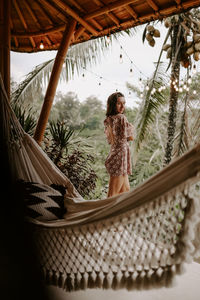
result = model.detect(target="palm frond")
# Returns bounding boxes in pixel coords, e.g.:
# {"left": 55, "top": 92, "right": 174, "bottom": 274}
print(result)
{"left": 192, "top": 109, "right": 200, "bottom": 138}
{"left": 149, "top": 148, "right": 162, "bottom": 164}
{"left": 12, "top": 59, "right": 54, "bottom": 104}
{"left": 133, "top": 27, "right": 172, "bottom": 156}
{"left": 126, "top": 82, "right": 141, "bottom": 96}
{"left": 133, "top": 64, "right": 169, "bottom": 156}
{"left": 142, "top": 24, "right": 148, "bottom": 43}
{"left": 12, "top": 31, "right": 134, "bottom": 105}
{"left": 12, "top": 102, "right": 37, "bottom": 135}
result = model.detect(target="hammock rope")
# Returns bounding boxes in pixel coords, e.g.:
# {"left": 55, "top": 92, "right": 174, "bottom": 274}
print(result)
{"left": 1, "top": 74, "right": 200, "bottom": 292}
{"left": 30, "top": 178, "right": 200, "bottom": 291}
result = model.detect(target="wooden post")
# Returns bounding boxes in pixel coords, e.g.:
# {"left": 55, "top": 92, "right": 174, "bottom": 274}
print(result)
{"left": 0, "top": 0, "right": 11, "bottom": 99}
{"left": 33, "top": 19, "right": 77, "bottom": 144}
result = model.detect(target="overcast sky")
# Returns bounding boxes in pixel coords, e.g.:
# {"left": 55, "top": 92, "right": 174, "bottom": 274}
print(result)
{"left": 10, "top": 23, "right": 198, "bottom": 108}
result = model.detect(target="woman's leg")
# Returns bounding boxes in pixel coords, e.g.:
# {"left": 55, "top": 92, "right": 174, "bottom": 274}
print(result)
{"left": 119, "top": 175, "right": 130, "bottom": 194}
{"left": 107, "top": 175, "right": 124, "bottom": 197}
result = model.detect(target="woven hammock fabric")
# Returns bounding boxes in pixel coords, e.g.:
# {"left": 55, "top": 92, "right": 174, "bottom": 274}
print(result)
{"left": 31, "top": 180, "right": 200, "bottom": 291}
{"left": 1, "top": 75, "right": 200, "bottom": 292}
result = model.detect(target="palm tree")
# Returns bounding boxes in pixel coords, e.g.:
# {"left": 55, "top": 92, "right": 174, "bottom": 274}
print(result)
{"left": 132, "top": 9, "right": 200, "bottom": 166}
{"left": 164, "top": 17, "right": 185, "bottom": 165}
{"left": 173, "top": 71, "right": 200, "bottom": 157}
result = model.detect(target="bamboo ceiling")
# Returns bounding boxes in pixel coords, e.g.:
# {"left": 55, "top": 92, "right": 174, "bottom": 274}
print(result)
{"left": 11, "top": 0, "right": 200, "bottom": 53}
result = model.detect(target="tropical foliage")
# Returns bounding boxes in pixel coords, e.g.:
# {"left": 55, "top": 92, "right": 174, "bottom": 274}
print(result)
{"left": 43, "top": 121, "right": 98, "bottom": 199}
{"left": 11, "top": 10, "right": 200, "bottom": 199}
{"left": 11, "top": 30, "right": 135, "bottom": 107}
{"left": 135, "top": 8, "right": 200, "bottom": 166}
{"left": 12, "top": 76, "right": 200, "bottom": 200}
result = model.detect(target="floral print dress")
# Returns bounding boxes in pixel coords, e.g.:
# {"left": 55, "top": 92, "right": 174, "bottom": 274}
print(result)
{"left": 104, "top": 113, "right": 134, "bottom": 176}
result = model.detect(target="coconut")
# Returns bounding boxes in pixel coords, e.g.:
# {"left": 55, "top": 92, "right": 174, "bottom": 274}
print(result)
{"left": 147, "top": 25, "right": 155, "bottom": 33}
{"left": 174, "top": 15, "right": 179, "bottom": 22}
{"left": 162, "top": 44, "right": 171, "bottom": 51}
{"left": 146, "top": 32, "right": 153, "bottom": 42}
{"left": 153, "top": 29, "right": 160, "bottom": 38}
{"left": 193, "top": 52, "right": 200, "bottom": 61}
{"left": 166, "top": 47, "right": 171, "bottom": 59}
{"left": 194, "top": 42, "right": 200, "bottom": 51}
{"left": 164, "top": 18, "right": 171, "bottom": 28}
{"left": 184, "top": 60, "right": 190, "bottom": 68}
{"left": 186, "top": 41, "right": 193, "bottom": 48}
{"left": 186, "top": 46, "right": 194, "bottom": 55}
{"left": 180, "top": 59, "right": 190, "bottom": 68}
{"left": 149, "top": 38, "right": 155, "bottom": 47}
{"left": 193, "top": 33, "right": 200, "bottom": 42}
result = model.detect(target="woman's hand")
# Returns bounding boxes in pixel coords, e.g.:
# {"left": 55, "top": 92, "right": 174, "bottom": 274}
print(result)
{"left": 127, "top": 136, "right": 134, "bottom": 141}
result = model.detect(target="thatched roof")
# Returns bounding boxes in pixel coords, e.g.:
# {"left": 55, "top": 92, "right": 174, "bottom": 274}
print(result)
{"left": 11, "top": 0, "right": 200, "bottom": 53}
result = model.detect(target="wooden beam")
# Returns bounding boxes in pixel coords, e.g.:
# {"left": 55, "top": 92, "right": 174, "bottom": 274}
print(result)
{"left": 11, "top": 43, "right": 60, "bottom": 52}
{"left": 85, "top": 0, "right": 200, "bottom": 20}
{"left": 13, "top": 36, "right": 19, "bottom": 47}
{"left": 11, "top": 0, "right": 200, "bottom": 53}
{"left": 12, "top": 24, "right": 66, "bottom": 37}
{"left": 87, "top": 0, "right": 200, "bottom": 34}
{"left": 10, "top": 17, "right": 13, "bottom": 30}
{"left": 74, "top": 26, "right": 85, "bottom": 40}
{"left": 39, "top": 0, "right": 69, "bottom": 23}
{"left": 13, "top": 0, "right": 27, "bottom": 30}
{"left": 13, "top": 0, "right": 36, "bottom": 48}
{"left": 35, "top": 0, "right": 54, "bottom": 26}
{"left": 44, "top": 36, "right": 52, "bottom": 46}
{"left": 93, "top": 0, "right": 103, "bottom": 6}
{"left": 33, "top": 20, "right": 77, "bottom": 144}
{"left": 67, "top": 0, "right": 85, "bottom": 13}
{"left": 82, "top": 31, "right": 91, "bottom": 39}
{"left": 161, "top": 0, "right": 200, "bottom": 14}
{"left": 145, "top": 0, "right": 161, "bottom": 17}
{"left": 106, "top": 12, "right": 120, "bottom": 25}
{"left": 68, "top": 0, "right": 103, "bottom": 30}
{"left": 85, "top": 0, "right": 138, "bottom": 20}
{"left": 91, "top": 0, "right": 120, "bottom": 26}
{"left": 51, "top": 0, "right": 98, "bottom": 36}
{"left": 24, "top": 0, "right": 52, "bottom": 47}
{"left": 24, "top": 0, "right": 41, "bottom": 28}
{"left": 124, "top": 5, "right": 138, "bottom": 19}
{"left": 145, "top": 0, "right": 159, "bottom": 11}
{"left": 175, "top": 0, "right": 181, "bottom": 4}
{"left": 0, "top": 0, "right": 11, "bottom": 99}
{"left": 89, "top": 18, "right": 103, "bottom": 30}
{"left": 175, "top": 0, "right": 182, "bottom": 9}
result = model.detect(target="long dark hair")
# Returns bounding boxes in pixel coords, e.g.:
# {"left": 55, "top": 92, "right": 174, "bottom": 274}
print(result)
{"left": 106, "top": 92, "right": 124, "bottom": 117}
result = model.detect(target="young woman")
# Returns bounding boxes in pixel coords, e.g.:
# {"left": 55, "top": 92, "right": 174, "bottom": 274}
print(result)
{"left": 104, "top": 92, "right": 134, "bottom": 197}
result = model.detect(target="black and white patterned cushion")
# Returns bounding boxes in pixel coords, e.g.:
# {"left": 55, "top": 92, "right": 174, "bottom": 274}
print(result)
{"left": 16, "top": 180, "right": 66, "bottom": 220}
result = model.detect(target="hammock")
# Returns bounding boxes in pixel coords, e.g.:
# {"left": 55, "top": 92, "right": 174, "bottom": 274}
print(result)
{"left": 1, "top": 75, "right": 200, "bottom": 292}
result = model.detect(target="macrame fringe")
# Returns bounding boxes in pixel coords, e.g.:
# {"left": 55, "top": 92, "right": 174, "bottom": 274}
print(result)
{"left": 44, "top": 263, "right": 185, "bottom": 292}
{"left": 173, "top": 184, "right": 200, "bottom": 263}
{"left": 38, "top": 179, "right": 200, "bottom": 293}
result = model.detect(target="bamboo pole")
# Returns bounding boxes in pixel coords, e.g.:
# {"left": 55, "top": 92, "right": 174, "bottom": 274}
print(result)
{"left": 33, "top": 20, "right": 77, "bottom": 144}
{"left": 0, "top": 0, "right": 11, "bottom": 99}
